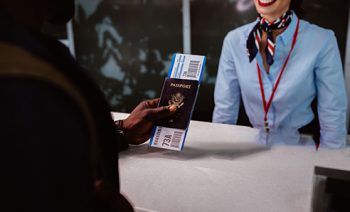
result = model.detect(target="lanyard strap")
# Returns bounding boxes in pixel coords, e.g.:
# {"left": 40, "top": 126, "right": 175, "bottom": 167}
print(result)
{"left": 257, "top": 18, "right": 300, "bottom": 132}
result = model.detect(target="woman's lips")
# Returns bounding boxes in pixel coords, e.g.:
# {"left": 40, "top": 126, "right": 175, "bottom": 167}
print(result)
{"left": 258, "top": 0, "right": 277, "bottom": 7}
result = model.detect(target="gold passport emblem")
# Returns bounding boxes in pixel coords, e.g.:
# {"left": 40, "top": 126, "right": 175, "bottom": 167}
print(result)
{"left": 169, "top": 92, "right": 184, "bottom": 109}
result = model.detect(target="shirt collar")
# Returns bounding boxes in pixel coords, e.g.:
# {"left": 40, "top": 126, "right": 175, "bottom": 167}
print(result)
{"left": 278, "top": 11, "right": 299, "bottom": 46}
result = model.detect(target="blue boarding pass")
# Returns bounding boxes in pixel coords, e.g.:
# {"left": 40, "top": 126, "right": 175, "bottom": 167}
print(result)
{"left": 149, "top": 53, "right": 206, "bottom": 151}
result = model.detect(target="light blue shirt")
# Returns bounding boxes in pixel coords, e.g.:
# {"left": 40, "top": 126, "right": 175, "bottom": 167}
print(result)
{"left": 213, "top": 13, "right": 347, "bottom": 148}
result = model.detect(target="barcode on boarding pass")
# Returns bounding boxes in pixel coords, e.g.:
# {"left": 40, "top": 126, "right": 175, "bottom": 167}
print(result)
{"left": 151, "top": 127, "right": 185, "bottom": 150}
{"left": 170, "top": 131, "right": 184, "bottom": 148}
{"left": 185, "top": 60, "right": 200, "bottom": 78}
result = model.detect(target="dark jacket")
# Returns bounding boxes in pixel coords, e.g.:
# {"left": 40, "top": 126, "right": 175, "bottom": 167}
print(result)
{"left": 0, "top": 11, "right": 131, "bottom": 211}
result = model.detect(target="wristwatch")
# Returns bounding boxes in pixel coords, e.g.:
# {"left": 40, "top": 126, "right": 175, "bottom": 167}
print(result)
{"left": 114, "top": 119, "right": 124, "bottom": 136}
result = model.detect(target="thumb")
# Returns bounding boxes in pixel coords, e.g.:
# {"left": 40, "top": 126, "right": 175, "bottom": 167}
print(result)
{"left": 145, "top": 105, "right": 177, "bottom": 121}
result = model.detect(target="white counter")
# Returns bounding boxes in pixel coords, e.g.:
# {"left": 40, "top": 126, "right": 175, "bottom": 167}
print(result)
{"left": 112, "top": 112, "right": 350, "bottom": 212}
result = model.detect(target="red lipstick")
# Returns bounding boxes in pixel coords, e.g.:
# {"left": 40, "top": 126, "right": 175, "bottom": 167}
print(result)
{"left": 258, "top": 0, "right": 277, "bottom": 7}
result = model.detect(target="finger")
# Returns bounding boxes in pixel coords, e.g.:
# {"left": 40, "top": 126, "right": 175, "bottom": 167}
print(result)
{"left": 145, "top": 98, "right": 160, "bottom": 108}
{"left": 145, "top": 105, "right": 177, "bottom": 121}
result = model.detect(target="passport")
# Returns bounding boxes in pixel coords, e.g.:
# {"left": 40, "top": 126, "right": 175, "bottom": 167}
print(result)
{"left": 150, "top": 53, "right": 206, "bottom": 151}
{"left": 155, "top": 78, "right": 199, "bottom": 129}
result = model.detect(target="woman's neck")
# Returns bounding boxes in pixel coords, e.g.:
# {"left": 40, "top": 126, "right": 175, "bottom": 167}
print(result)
{"left": 273, "top": 27, "right": 286, "bottom": 37}
{"left": 261, "top": 8, "right": 290, "bottom": 23}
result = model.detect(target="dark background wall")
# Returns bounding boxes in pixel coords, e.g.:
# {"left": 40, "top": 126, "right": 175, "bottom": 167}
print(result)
{"left": 68, "top": 0, "right": 349, "bottom": 122}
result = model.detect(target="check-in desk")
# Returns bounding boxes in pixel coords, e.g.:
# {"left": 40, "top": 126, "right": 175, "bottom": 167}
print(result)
{"left": 112, "top": 112, "right": 350, "bottom": 212}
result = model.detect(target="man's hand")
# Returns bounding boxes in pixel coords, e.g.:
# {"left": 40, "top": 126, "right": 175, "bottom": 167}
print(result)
{"left": 120, "top": 98, "right": 177, "bottom": 145}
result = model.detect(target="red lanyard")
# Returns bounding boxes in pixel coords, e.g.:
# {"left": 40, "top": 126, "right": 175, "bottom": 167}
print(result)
{"left": 257, "top": 18, "right": 300, "bottom": 133}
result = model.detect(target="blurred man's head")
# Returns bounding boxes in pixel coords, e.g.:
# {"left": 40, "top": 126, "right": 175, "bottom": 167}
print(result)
{"left": 1, "top": 0, "right": 75, "bottom": 29}
{"left": 46, "top": 0, "right": 75, "bottom": 25}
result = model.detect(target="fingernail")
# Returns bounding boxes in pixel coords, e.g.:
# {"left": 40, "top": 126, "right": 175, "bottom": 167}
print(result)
{"left": 169, "top": 105, "right": 177, "bottom": 112}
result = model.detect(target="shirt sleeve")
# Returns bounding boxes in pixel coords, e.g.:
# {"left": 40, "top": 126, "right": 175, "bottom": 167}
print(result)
{"left": 116, "top": 132, "right": 129, "bottom": 152}
{"left": 315, "top": 31, "right": 347, "bottom": 148}
{"left": 213, "top": 33, "right": 241, "bottom": 124}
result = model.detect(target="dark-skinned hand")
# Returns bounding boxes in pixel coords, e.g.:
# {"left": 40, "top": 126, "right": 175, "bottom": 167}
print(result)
{"left": 120, "top": 98, "right": 177, "bottom": 145}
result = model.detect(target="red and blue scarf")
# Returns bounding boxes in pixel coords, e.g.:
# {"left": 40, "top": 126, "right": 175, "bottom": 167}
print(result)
{"left": 247, "top": 11, "right": 293, "bottom": 66}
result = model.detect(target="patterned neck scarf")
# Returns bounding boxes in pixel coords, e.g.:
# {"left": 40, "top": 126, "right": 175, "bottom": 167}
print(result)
{"left": 247, "top": 10, "right": 293, "bottom": 66}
